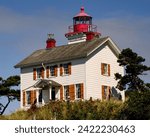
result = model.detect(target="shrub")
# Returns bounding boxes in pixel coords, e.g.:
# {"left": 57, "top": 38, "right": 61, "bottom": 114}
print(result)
{"left": 2, "top": 98, "right": 147, "bottom": 120}
{"left": 7, "top": 110, "right": 31, "bottom": 120}
{"left": 119, "top": 91, "right": 150, "bottom": 120}
{"left": 54, "top": 99, "right": 123, "bottom": 120}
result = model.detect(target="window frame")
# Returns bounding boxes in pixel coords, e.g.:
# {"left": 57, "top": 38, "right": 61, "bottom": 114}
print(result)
{"left": 60, "top": 62, "right": 71, "bottom": 76}
{"left": 103, "top": 63, "right": 108, "bottom": 75}
{"left": 26, "top": 91, "right": 31, "bottom": 105}
{"left": 102, "top": 85, "right": 111, "bottom": 100}
{"left": 36, "top": 67, "right": 42, "bottom": 79}
{"left": 64, "top": 86, "right": 69, "bottom": 100}
{"left": 101, "top": 63, "right": 110, "bottom": 76}
{"left": 63, "top": 63, "right": 69, "bottom": 75}
{"left": 75, "top": 84, "right": 81, "bottom": 99}
{"left": 50, "top": 66, "right": 55, "bottom": 77}
{"left": 103, "top": 86, "right": 107, "bottom": 99}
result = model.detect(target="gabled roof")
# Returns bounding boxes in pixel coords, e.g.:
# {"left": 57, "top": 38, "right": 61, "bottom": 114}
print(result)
{"left": 24, "top": 79, "right": 61, "bottom": 91}
{"left": 34, "top": 79, "right": 61, "bottom": 88}
{"left": 14, "top": 36, "right": 121, "bottom": 68}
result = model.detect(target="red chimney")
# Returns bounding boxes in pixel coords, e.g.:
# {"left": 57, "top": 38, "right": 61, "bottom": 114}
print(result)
{"left": 46, "top": 34, "right": 56, "bottom": 48}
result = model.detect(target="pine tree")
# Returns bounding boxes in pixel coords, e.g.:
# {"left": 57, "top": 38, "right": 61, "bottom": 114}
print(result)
{"left": 0, "top": 75, "right": 20, "bottom": 115}
{"left": 115, "top": 48, "right": 150, "bottom": 92}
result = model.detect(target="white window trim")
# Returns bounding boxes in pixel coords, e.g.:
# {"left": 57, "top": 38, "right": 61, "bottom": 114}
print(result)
{"left": 26, "top": 91, "right": 31, "bottom": 106}
{"left": 50, "top": 66, "right": 55, "bottom": 77}
{"left": 63, "top": 64, "right": 69, "bottom": 75}
{"left": 36, "top": 67, "right": 43, "bottom": 79}
{"left": 103, "top": 63, "right": 109, "bottom": 76}
{"left": 75, "top": 84, "right": 81, "bottom": 100}
{"left": 64, "top": 86, "right": 69, "bottom": 100}
{"left": 103, "top": 86, "right": 107, "bottom": 98}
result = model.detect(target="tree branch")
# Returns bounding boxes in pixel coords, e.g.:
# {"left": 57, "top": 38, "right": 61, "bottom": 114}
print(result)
{"left": 0, "top": 96, "right": 11, "bottom": 115}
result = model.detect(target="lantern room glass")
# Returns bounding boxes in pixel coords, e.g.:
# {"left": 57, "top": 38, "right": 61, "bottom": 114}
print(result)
{"left": 73, "top": 17, "right": 92, "bottom": 25}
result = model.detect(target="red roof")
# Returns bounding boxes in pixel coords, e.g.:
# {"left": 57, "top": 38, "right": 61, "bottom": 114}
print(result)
{"left": 74, "top": 7, "right": 91, "bottom": 17}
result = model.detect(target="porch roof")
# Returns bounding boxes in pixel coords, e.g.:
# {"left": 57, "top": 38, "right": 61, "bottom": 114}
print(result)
{"left": 33, "top": 79, "right": 61, "bottom": 88}
{"left": 24, "top": 79, "right": 61, "bottom": 91}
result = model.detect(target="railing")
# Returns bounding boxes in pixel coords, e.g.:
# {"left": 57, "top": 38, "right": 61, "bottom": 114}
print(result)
{"left": 68, "top": 24, "right": 98, "bottom": 33}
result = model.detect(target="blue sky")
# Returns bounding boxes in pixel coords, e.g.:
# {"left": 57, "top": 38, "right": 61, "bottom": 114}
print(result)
{"left": 0, "top": 0, "right": 150, "bottom": 114}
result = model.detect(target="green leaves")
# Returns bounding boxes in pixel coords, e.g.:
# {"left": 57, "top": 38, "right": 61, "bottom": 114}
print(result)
{"left": 0, "top": 75, "right": 20, "bottom": 115}
{"left": 0, "top": 75, "right": 20, "bottom": 96}
{"left": 115, "top": 48, "right": 150, "bottom": 92}
{"left": 114, "top": 48, "right": 150, "bottom": 119}
{"left": 120, "top": 91, "right": 150, "bottom": 120}
{"left": 4, "top": 75, "right": 20, "bottom": 87}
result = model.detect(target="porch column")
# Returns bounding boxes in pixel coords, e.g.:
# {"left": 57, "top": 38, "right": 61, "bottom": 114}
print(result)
{"left": 36, "top": 90, "right": 39, "bottom": 106}
{"left": 49, "top": 86, "right": 52, "bottom": 100}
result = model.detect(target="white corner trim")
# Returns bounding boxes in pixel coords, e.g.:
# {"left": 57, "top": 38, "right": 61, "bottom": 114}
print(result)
{"left": 87, "top": 37, "right": 121, "bottom": 57}
{"left": 87, "top": 37, "right": 109, "bottom": 56}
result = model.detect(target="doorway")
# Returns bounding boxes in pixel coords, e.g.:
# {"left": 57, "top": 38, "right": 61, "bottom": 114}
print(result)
{"left": 38, "top": 90, "right": 42, "bottom": 104}
{"left": 51, "top": 87, "right": 56, "bottom": 101}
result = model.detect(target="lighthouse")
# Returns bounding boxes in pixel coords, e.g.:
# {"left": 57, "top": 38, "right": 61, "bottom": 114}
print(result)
{"left": 65, "top": 7, "right": 101, "bottom": 44}
{"left": 15, "top": 7, "right": 125, "bottom": 109}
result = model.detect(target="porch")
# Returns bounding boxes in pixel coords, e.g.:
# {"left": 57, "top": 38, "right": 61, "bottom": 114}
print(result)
{"left": 23, "top": 79, "right": 61, "bottom": 107}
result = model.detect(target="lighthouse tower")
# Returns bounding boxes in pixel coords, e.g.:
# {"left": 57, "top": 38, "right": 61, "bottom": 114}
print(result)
{"left": 65, "top": 7, "right": 101, "bottom": 44}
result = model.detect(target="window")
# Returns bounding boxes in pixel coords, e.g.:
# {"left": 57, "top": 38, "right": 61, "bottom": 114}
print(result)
{"left": 46, "top": 65, "right": 57, "bottom": 78}
{"left": 60, "top": 63, "right": 71, "bottom": 76}
{"left": 26, "top": 91, "right": 31, "bottom": 105}
{"left": 63, "top": 64, "right": 69, "bottom": 75}
{"left": 64, "top": 86, "right": 69, "bottom": 100}
{"left": 103, "top": 86, "right": 107, "bottom": 99}
{"left": 50, "top": 66, "right": 55, "bottom": 76}
{"left": 36, "top": 68, "right": 42, "bottom": 78}
{"left": 76, "top": 84, "right": 81, "bottom": 99}
{"left": 101, "top": 63, "right": 110, "bottom": 76}
{"left": 104, "top": 64, "right": 108, "bottom": 75}
{"left": 102, "top": 85, "right": 111, "bottom": 100}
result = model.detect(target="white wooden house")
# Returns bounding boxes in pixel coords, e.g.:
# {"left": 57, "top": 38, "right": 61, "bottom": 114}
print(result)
{"left": 15, "top": 7, "right": 125, "bottom": 109}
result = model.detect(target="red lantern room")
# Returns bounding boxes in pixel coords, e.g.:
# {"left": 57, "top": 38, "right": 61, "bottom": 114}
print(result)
{"left": 65, "top": 7, "right": 101, "bottom": 44}
{"left": 73, "top": 7, "right": 92, "bottom": 33}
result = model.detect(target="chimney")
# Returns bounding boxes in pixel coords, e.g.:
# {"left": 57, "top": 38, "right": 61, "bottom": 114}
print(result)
{"left": 46, "top": 34, "right": 56, "bottom": 48}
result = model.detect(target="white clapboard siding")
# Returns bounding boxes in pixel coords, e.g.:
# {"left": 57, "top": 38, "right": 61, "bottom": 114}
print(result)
{"left": 20, "top": 41, "right": 125, "bottom": 106}
{"left": 20, "top": 58, "right": 86, "bottom": 91}
{"left": 50, "top": 58, "right": 86, "bottom": 86}
{"left": 20, "top": 59, "right": 86, "bottom": 108}
{"left": 85, "top": 44, "right": 124, "bottom": 100}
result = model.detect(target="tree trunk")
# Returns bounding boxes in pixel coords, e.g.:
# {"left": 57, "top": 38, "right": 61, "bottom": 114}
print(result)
{"left": 0, "top": 96, "right": 11, "bottom": 115}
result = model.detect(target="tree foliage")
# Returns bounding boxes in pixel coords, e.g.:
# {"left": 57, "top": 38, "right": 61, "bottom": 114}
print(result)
{"left": 115, "top": 48, "right": 150, "bottom": 92}
{"left": 119, "top": 90, "right": 150, "bottom": 120}
{"left": 0, "top": 75, "right": 20, "bottom": 115}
